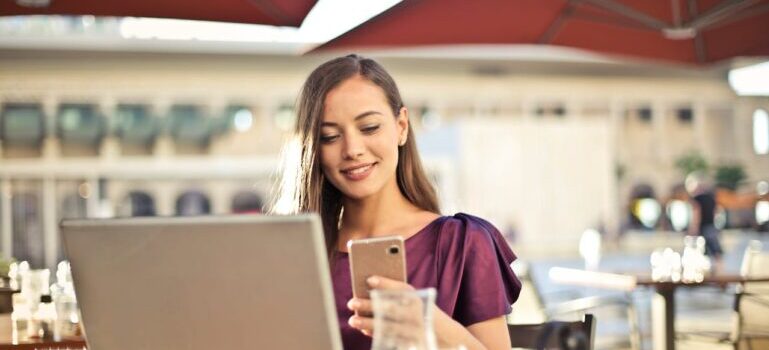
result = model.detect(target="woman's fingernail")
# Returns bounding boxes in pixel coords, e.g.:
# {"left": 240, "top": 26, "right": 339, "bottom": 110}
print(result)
{"left": 347, "top": 299, "right": 359, "bottom": 309}
{"left": 348, "top": 317, "right": 360, "bottom": 328}
{"left": 367, "top": 276, "right": 379, "bottom": 286}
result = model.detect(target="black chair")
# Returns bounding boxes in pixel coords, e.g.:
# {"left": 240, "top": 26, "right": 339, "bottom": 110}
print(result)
{"left": 508, "top": 314, "right": 596, "bottom": 350}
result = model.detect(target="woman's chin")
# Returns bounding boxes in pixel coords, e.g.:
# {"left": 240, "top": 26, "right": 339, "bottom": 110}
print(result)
{"left": 342, "top": 191, "right": 374, "bottom": 201}
{"left": 339, "top": 185, "right": 379, "bottom": 201}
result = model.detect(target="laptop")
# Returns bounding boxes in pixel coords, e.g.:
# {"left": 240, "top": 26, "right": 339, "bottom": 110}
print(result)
{"left": 61, "top": 214, "right": 342, "bottom": 350}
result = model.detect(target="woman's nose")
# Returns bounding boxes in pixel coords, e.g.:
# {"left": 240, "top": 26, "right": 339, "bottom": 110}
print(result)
{"left": 342, "top": 133, "right": 365, "bottom": 160}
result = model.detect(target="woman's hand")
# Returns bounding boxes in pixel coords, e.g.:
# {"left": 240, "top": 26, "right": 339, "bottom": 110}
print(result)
{"left": 346, "top": 276, "right": 414, "bottom": 336}
{"left": 347, "top": 276, "right": 508, "bottom": 350}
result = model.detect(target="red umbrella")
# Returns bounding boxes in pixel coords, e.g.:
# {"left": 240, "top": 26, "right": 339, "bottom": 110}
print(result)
{"left": 312, "top": 0, "right": 769, "bottom": 64}
{"left": 2, "top": 0, "right": 317, "bottom": 27}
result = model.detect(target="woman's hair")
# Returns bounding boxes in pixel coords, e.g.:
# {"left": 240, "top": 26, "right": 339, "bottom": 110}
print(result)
{"left": 271, "top": 54, "right": 439, "bottom": 255}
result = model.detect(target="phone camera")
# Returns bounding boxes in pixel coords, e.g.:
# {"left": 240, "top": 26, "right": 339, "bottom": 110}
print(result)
{"left": 388, "top": 245, "right": 400, "bottom": 255}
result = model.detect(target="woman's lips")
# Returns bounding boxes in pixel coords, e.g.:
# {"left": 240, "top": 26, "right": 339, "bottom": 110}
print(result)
{"left": 341, "top": 163, "right": 376, "bottom": 181}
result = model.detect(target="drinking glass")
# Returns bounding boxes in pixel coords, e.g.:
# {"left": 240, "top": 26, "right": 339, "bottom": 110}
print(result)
{"left": 370, "top": 288, "right": 438, "bottom": 350}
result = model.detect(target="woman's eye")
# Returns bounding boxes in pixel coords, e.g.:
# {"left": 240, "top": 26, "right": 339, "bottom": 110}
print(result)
{"left": 320, "top": 135, "right": 339, "bottom": 143}
{"left": 361, "top": 125, "right": 380, "bottom": 134}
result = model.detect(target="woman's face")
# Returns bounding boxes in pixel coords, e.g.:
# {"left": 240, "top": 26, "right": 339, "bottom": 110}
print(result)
{"left": 319, "top": 75, "right": 408, "bottom": 201}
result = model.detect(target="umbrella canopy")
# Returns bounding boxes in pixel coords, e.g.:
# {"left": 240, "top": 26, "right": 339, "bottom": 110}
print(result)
{"left": 2, "top": 0, "right": 318, "bottom": 27}
{"left": 312, "top": 0, "right": 769, "bottom": 64}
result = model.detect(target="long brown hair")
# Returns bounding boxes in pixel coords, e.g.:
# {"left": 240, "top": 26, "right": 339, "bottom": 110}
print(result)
{"left": 271, "top": 54, "right": 439, "bottom": 256}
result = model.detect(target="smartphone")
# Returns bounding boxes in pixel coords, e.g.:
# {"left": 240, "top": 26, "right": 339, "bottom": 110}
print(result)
{"left": 347, "top": 236, "right": 407, "bottom": 300}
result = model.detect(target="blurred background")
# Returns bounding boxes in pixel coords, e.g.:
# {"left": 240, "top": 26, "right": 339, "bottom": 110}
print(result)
{"left": 1, "top": 1, "right": 768, "bottom": 349}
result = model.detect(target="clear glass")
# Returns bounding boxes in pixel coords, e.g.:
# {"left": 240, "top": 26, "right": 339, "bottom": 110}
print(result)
{"left": 681, "top": 236, "right": 710, "bottom": 283}
{"left": 370, "top": 288, "right": 438, "bottom": 350}
{"left": 21, "top": 269, "right": 50, "bottom": 301}
{"left": 650, "top": 248, "right": 665, "bottom": 282}
{"left": 650, "top": 247, "right": 682, "bottom": 282}
{"left": 52, "top": 261, "right": 81, "bottom": 340}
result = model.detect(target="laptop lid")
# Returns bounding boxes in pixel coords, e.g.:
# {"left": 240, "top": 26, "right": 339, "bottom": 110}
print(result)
{"left": 61, "top": 214, "right": 341, "bottom": 350}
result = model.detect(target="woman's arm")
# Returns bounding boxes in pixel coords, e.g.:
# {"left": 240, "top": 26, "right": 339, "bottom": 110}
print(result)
{"left": 347, "top": 276, "right": 511, "bottom": 350}
{"left": 435, "top": 309, "right": 510, "bottom": 350}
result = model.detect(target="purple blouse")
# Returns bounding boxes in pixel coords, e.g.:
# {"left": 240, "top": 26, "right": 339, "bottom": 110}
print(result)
{"left": 331, "top": 213, "right": 522, "bottom": 350}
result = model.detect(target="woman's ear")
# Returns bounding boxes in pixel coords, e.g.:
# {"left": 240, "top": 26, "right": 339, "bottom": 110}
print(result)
{"left": 397, "top": 106, "right": 409, "bottom": 146}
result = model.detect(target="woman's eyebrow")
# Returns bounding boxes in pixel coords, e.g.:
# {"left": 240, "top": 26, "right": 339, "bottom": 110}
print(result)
{"left": 321, "top": 111, "right": 382, "bottom": 127}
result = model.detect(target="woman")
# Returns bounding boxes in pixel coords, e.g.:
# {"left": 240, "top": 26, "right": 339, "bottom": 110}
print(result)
{"left": 274, "top": 54, "right": 521, "bottom": 350}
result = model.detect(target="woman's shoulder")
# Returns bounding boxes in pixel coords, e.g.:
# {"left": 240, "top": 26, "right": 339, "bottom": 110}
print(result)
{"left": 435, "top": 212, "right": 502, "bottom": 240}
{"left": 435, "top": 212, "right": 520, "bottom": 284}
{"left": 431, "top": 213, "right": 513, "bottom": 257}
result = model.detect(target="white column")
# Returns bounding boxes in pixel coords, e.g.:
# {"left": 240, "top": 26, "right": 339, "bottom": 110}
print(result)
{"left": 607, "top": 99, "right": 624, "bottom": 238}
{"left": 86, "top": 177, "right": 101, "bottom": 218}
{"left": 566, "top": 99, "right": 582, "bottom": 121}
{"left": 210, "top": 181, "right": 232, "bottom": 215}
{"left": 41, "top": 96, "right": 61, "bottom": 159}
{"left": 154, "top": 182, "right": 176, "bottom": 217}
{"left": 205, "top": 98, "right": 228, "bottom": 155}
{"left": 99, "top": 97, "right": 121, "bottom": 160}
{"left": 735, "top": 99, "right": 756, "bottom": 163}
{"left": 152, "top": 99, "right": 175, "bottom": 157}
{"left": 652, "top": 102, "right": 669, "bottom": 191}
{"left": 256, "top": 101, "right": 274, "bottom": 149}
{"left": 0, "top": 96, "right": 4, "bottom": 158}
{"left": 692, "top": 101, "right": 708, "bottom": 155}
{"left": 1, "top": 179, "right": 12, "bottom": 260}
{"left": 652, "top": 102, "right": 667, "bottom": 162}
{"left": 42, "top": 177, "right": 58, "bottom": 270}
{"left": 521, "top": 97, "right": 537, "bottom": 123}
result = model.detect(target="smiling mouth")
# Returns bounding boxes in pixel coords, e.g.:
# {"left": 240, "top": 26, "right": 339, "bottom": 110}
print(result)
{"left": 341, "top": 162, "right": 377, "bottom": 180}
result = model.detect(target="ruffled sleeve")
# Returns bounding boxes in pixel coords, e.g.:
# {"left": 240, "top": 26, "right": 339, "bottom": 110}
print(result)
{"left": 434, "top": 213, "right": 522, "bottom": 326}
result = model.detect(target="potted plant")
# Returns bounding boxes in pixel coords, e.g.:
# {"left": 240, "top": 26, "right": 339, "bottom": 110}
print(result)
{"left": 674, "top": 151, "right": 708, "bottom": 177}
{"left": 714, "top": 164, "right": 747, "bottom": 191}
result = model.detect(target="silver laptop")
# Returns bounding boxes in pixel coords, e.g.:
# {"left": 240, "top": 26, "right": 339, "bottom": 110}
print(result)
{"left": 61, "top": 214, "right": 342, "bottom": 350}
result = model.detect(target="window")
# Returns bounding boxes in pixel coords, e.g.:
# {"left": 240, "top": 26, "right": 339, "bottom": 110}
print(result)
{"left": 231, "top": 191, "right": 264, "bottom": 214}
{"left": 633, "top": 198, "right": 662, "bottom": 229}
{"left": 167, "top": 105, "right": 211, "bottom": 147}
{"left": 624, "top": 106, "right": 652, "bottom": 124}
{"left": 118, "top": 191, "right": 156, "bottom": 217}
{"left": 224, "top": 105, "right": 254, "bottom": 133}
{"left": 757, "top": 201, "right": 769, "bottom": 226}
{"left": 1, "top": 103, "right": 45, "bottom": 147}
{"left": 628, "top": 183, "right": 659, "bottom": 230}
{"left": 175, "top": 190, "right": 211, "bottom": 216}
{"left": 115, "top": 104, "right": 156, "bottom": 146}
{"left": 273, "top": 104, "right": 295, "bottom": 132}
{"left": 534, "top": 102, "right": 566, "bottom": 118}
{"left": 417, "top": 106, "right": 442, "bottom": 130}
{"left": 57, "top": 104, "right": 103, "bottom": 146}
{"left": 676, "top": 108, "right": 693, "bottom": 124}
{"left": 638, "top": 107, "right": 652, "bottom": 123}
{"left": 754, "top": 108, "right": 769, "bottom": 155}
{"left": 666, "top": 200, "right": 691, "bottom": 231}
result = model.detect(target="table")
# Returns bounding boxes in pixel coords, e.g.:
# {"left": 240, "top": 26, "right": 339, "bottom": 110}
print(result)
{"left": 548, "top": 267, "right": 769, "bottom": 350}
{"left": 0, "top": 314, "right": 87, "bottom": 350}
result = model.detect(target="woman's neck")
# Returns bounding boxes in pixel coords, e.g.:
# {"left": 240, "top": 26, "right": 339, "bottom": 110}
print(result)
{"left": 340, "top": 183, "right": 419, "bottom": 240}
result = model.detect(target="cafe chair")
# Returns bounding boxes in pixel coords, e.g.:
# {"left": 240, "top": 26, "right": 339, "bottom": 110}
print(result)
{"left": 677, "top": 240, "right": 769, "bottom": 350}
{"left": 508, "top": 313, "right": 596, "bottom": 350}
{"left": 524, "top": 263, "right": 641, "bottom": 350}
